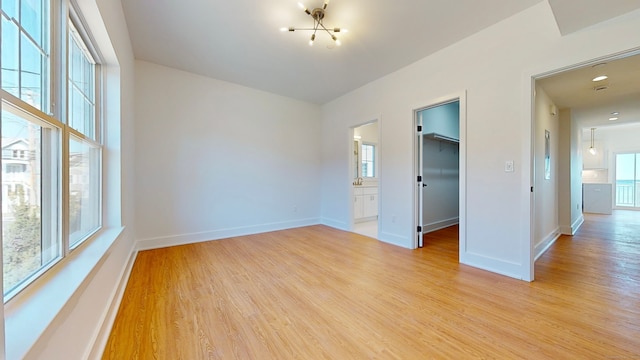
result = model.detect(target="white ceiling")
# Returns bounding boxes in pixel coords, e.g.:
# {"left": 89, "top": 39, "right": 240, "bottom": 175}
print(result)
{"left": 121, "top": 0, "right": 640, "bottom": 104}
{"left": 537, "top": 52, "right": 640, "bottom": 131}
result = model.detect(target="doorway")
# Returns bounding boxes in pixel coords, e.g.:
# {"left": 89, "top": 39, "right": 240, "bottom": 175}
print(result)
{"left": 532, "top": 50, "right": 640, "bottom": 278}
{"left": 351, "top": 121, "right": 379, "bottom": 238}
{"left": 413, "top": 93, "right": 466, "bottom": 255}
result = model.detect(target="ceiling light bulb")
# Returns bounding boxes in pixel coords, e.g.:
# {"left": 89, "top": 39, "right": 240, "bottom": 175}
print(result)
{"left": 335, "top": 39, "right": 341, "bottom": 46}
{"left": 609, "top": 117, "right": 619, "bottom": 121}
{"left": 298, "top": 2, "right": 305, "bottom": 9}
{"left": 611, "top": 112, "right": 619, "bottom": 115}
{"left": 592, "top": 75, "right": 608, "bottom": 82}
{"left": 280, "top": 27, "right": 288, "bottom": 32}
{"left": 589, "top": 147, "right": 597, "bottom": 155}
{"left": 309, "top": 34, "right": 315, "bottom": 46}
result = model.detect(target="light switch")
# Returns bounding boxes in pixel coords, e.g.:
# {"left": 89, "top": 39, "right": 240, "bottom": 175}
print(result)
{"left": 505, "top": 160, "right": 514, "bottom": 172}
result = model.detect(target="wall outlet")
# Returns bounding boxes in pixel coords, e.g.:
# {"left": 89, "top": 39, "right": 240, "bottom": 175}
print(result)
{"left": 505, "top": 160, "right": 514, "bottom": 173}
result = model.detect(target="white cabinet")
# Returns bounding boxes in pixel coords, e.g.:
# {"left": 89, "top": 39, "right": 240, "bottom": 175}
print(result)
{"left": 354, "top": 186, "right": 378, "bottom": 221}
{"left": 583, "top": 183, "right": 612, "bottom": 214}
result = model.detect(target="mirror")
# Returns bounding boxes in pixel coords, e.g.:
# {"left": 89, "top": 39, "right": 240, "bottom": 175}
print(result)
{"left": 353, "top": 121, "right": 379, "bottom": 180}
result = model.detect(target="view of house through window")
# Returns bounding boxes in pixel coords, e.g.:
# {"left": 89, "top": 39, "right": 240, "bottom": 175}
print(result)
{"left": 1, "top": 106, "right": 60, "bottom": 293}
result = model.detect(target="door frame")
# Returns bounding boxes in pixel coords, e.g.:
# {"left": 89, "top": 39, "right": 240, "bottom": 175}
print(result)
{"left": 412, "top": 91, "right": 467, "bottom": 258}
{"left": 349, "top": 119, "right": 381, "bottom": 237}
{"left": 528, "top": 48, "right": 640, "bottom": 281}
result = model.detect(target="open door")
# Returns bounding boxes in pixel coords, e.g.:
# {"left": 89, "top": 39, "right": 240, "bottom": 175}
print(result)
{"left": 414, "top": 95, "right": 464, "bottom": 252}
{"left": 417, "top": 112, "right": 424, "bottom": 247}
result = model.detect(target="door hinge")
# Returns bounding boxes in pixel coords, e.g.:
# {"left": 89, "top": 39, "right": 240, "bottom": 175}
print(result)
{"left": 417, "top": 226, "right": 422, "bottom": 232}
{"left": 531, "top": 186, "right": 534, "bottom": 193}
{"left": 417, "top": 125, "right": 422, "bottom": 132}
{"left": 417, "top": 175, "right": 422, "bottom": 182}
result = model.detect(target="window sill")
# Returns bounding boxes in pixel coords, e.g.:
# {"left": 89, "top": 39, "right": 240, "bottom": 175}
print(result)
{"left": 4, "top": 226, "right": 125, "bottom": 360}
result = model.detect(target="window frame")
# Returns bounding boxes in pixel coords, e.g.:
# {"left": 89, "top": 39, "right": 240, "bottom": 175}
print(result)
{"left": 1, "top": 0, "right": 104, "bottom": 302}
{"left": 361, "top": 142, "right": 376, "bottom": 178}
{"left": 1, "top": 92, "right": 63, "bottom": 300}
{"left": 65, "top": 3, "right": 103, "bottom": 251}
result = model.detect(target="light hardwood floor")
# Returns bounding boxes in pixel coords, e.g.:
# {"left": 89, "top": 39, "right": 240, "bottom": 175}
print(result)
{"left": 103, "top": 211, "right": 640, "bottom": 359}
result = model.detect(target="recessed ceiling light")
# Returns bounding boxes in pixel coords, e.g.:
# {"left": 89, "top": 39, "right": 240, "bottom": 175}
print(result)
{"left": 592, "top": 75, "right": 608, "bottom": 82}
{"left": 609, "top": 117, "right": 619, "bottom": 121}
{"left": 611, "top": 112, "right": 620, "bottom": 115}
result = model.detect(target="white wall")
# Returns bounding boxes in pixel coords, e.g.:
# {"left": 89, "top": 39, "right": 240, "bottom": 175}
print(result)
{"left": 320, "top": 2, "right": 640, "bottom": 280}
{"left": 18, "top": 0, "right": 138, "bottom": 358}
{"left": 533, "top": 86, "right": 560, "bottom": 258}
{"left": 558, "top": 109, "right": 584, "bottom": 235}
{"left": 134, "top": 61, "right": 322, "bottom": 249}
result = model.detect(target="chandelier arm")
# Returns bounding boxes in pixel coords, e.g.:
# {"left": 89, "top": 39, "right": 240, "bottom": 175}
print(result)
{"left": 319, "top": 23, "right": 337, "bottom": 39}
{"left": 313, "top": 17, "right": 321, "bottom": 35}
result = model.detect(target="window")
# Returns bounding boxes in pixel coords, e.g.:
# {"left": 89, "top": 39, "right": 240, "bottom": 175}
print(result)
{"left": 6, "top": 164, "right": 26, "bottom": 173}
{"left": 361, "top": 143, "right": 376, "bottom": 177}
{"left": 1, "top": 0, "right": 50, "bottom": 111}
{"left": 67, "top": 15, "right": 101, "bottom": 247}
{"left": 615, "top": 153, "right": 640, "bottom": 208}
{"left": 1, "top": 104, "right": 60, "bottom": 295}
{"left": 1, "top": 0, "right": 102, "bottom": 300}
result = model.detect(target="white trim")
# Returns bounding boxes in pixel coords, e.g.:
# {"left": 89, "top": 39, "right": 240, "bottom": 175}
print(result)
{"left": 411, "top": 90, "right": 467, "bottom": 258}
{"left": 85, "top": 243, "right": 138, "bottom": 359}
{"left": 378, "top": 231, "right": 410, "bottom": 249}
{"left": 459, "top": 252, "right": 524, "bottom": 280}
{"left": 523, "top": 71, "right": 536, "bottom": 282}
{"left": 136, "top": 218, "right": 321, "bottom": 251}
{"left": 560, "top": 214, "right": 584, "bottom": 235}
{"left": 321, "top": 217, "right": 349, "bottom": 231}
{"left": 534, "top": 227, "right": 561, "bottom": 261}
{"left": 424, "top": 217, "right": 459, "bottom": 233}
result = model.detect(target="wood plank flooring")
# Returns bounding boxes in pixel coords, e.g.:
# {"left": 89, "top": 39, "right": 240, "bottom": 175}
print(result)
{"left": 103, "top": 212, "right": 640, "bottom": 359}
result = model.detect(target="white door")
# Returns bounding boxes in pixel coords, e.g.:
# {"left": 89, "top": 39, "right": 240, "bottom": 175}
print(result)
{"left": 417, "top": 112, "right": 424, "bottom": 247}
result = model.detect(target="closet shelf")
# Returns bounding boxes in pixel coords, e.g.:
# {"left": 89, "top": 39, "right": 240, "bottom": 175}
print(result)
{"left": 424, "top": 132, "right": 459, "bottom": 145}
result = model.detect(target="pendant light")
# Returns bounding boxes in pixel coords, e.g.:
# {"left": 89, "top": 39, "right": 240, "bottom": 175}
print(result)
{"left": 589, "top": 128, "right": 597, "bottom": 155}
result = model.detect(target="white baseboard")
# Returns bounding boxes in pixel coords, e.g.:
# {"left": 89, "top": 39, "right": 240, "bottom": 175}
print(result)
{"left": 321, "top": 217, "right": 349, "bottom": 231}
{"left": 378, "top": 231, "right": 411, "bottom": 249}
{"left": 459, "top": 251, "right": 526, "bottom": 280}
{"left": 534, "top": 227, "right": 561, "bottom": 261}
{"left": 86, "top": 243, "right": 138, "bottom": 359}
{"left": 424, "top": 217, "right": 459, "bottom": 233}
{"left": 560, "top": 215, "right": 584, "bottom": 235}
{"left": 136, "top": 217, "right": 321, "bottom": 251}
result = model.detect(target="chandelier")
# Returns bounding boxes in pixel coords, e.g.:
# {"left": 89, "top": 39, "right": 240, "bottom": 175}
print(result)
{"left": 281, "top": 1, "right": 347, "bottom": 46}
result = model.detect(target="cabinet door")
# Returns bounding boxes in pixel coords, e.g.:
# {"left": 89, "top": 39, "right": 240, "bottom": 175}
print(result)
{"left": 363, "top": 194, "right": 378, "bottom": 218}
{"left": 354, "top": 195, "right": 364, "bottom": 219}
